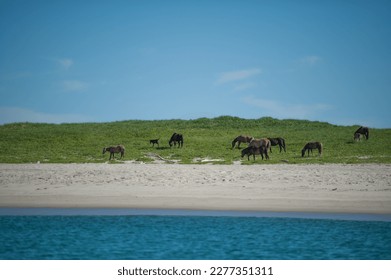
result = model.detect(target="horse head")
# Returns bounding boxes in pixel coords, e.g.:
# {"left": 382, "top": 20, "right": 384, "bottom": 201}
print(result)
{"left": 241, "top": 148, "right": 247, "bottom": 158}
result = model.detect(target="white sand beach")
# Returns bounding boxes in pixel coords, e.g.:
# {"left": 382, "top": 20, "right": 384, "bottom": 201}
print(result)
{"left": 0, "top": 163, "right": 390, "bottom": 214}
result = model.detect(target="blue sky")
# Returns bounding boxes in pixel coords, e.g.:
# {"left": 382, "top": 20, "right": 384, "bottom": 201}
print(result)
{"left": 1, "top": 0, "right": 390, "bottom": 128}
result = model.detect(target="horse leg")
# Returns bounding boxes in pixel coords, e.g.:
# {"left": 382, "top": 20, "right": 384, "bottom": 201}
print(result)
{"left": 281, "top": 140, "right": 286, "bottom": 152}
{"left": 264, "top": 148, "right": 269, "bottom": 160}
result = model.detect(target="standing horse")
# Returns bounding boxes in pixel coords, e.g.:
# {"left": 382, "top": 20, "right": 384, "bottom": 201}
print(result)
{"left": 103, "top": 145, "right": 125, "bottom": 160}
{"left": 301, "top": 142, "right": 322, "bottom": 157}
{"left": 267, "top": 137, "right": 286, "bottom": 153}
{"left": 354, "top": 126, "right": 369, "bottom": 140}
{"left": 232, "top": 135, "right": 253, "bottom": 149}
{"left": 248, "top": 138, "right": 271, "bottom": 159}
{"left": 169, "top": 133, "right": 183, "bottom": 148}
{"left": 150, "top": 138, "right": 159, "bottom": 147}
{"left": 241, "top": 146, "right": 268, "bottom": 161}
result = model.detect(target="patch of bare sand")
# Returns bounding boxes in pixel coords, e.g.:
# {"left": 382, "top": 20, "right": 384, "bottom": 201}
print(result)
{"left": 0, "top": 163, "right": 390, "bottom": 214}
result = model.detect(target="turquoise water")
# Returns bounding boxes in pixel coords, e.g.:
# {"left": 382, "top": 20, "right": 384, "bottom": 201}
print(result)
{"left": 1, "top": 214, "right": 391, "bottom": 260}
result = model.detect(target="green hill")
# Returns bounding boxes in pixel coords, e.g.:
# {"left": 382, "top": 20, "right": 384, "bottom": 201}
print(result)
{"left": 0, "top": 116, "right": 390, "bottom": 164}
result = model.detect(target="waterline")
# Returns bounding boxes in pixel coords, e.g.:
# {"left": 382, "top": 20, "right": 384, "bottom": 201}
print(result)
{"left": 1, "top": 207, "right": 390, "bottom": 221}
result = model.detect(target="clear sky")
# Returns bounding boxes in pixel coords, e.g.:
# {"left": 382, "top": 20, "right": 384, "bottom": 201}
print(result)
{"left": 1, "top": 0, "right": 390, "bottom": 127}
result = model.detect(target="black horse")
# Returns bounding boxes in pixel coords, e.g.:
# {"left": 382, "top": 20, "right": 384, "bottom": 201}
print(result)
{"left": 150, "top": 138, "right": 159, "bottom": 147}
{"left": 169, "top": 133, "right": 183, "bottom": 148}
{"left": 354, "top": 126, "right": 369, "bottom": 140}
{"left": 267, "top": 137, "right": 286, "bottom": 153}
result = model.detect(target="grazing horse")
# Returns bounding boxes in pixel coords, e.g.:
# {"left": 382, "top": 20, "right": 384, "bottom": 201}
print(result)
{"left": 354, "top": 126, "right": 369, "bottom": 140}
{"left": 267, "top": 137, "right": 286, "bottom": 153}
{"left": 150, "top": 138, "right": 159, "bottom": 147}
{"left": 301, "top": 142, "right": 323, "bottom": 157}
{"left": 103, "top": 145, "right": 125, "bottom": 160}
{"left": 169, "top": 133, "right": 183, "bottom": 148}
{"left": 232, "top": 135, "right": 253, "bottom": 149}
{"left": 248, "top": 138, "right": 271, "bottom": 160}
{"left": 241, "top": 146, "right": 268, "bottom": 161}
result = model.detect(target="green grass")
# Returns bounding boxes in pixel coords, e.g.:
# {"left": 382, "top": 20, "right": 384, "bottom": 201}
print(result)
{"left": 0, "top": 116, "right": 390, "bottom": 164}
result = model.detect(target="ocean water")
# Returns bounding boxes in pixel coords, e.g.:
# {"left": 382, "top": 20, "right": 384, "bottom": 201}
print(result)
{"left": 1, "top": 213, "right": 391, "bottom": 260}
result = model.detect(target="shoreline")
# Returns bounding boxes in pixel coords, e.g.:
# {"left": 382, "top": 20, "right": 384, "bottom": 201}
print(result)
{"left": 1, "top": 207, "right": 391, "bottom": 222}
{"left": 0, "top": 163, "right": 390, "bottom": 215}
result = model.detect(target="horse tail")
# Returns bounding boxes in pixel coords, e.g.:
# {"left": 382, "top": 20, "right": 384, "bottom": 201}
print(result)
{"left": 280, "top": 138, "right": 286, "bottom": 152}
{"left": 122, "top": 146, "right": 125, "bottom": 157}
{"left": 265, "top": 139, "right": 270, "bottom": 159}
{"left": 266, "top": 139, "right": 271, "bottom": 150}
{"left": 366, "top": 129, "right": 369, "bottom": 140}
{"left": 319, "top": 142, "right": 323, "bottom": 156}
{"left": 283, "top": 138, "right": 287, "bottom": 152}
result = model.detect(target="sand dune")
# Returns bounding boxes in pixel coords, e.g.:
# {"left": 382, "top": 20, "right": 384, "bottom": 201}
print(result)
{"left": 0, "top": 163, "right": 390, "bottom": 214}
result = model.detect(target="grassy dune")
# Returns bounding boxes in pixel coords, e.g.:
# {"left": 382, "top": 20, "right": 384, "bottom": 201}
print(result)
{"left": 0, "top": 116, "right": 390, "bottom": 164}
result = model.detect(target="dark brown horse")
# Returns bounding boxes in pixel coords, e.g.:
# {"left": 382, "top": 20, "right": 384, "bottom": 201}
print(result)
{"left": 248, "top": 138, "right": 271, "bottom": 159}
{"left": 169, "top": 133, "right": 183, "bottom": 148}
{"left": 354, "top": 126, "right": 369, "bottom": 140}
{"left": 301, "top": 142, "right": 322, "bottom": 157}
{"left": 267, "top": 137, "right": 286, "bottom": 153}
{"left": 103, "top": 145, "right": 125, "bottom": 160}
{"left": 241, "top": 146, "right": 268, "bottom": 161}
{"left": 232, "top": 135, "right": 253, "bottom": 149}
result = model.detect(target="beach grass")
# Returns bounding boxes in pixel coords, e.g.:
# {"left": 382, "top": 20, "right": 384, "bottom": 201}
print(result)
{"left": 0, "top": 116, "right": 390, "bottom": 164}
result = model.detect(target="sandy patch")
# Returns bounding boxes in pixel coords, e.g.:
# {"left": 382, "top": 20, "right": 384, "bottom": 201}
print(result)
{"left": 0, "top": 163, "right": 390, "bottom": 214}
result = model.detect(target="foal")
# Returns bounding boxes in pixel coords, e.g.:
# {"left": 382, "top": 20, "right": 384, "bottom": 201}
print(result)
{"left": 150, "top": 139, "right": 159, "bottom": 147}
